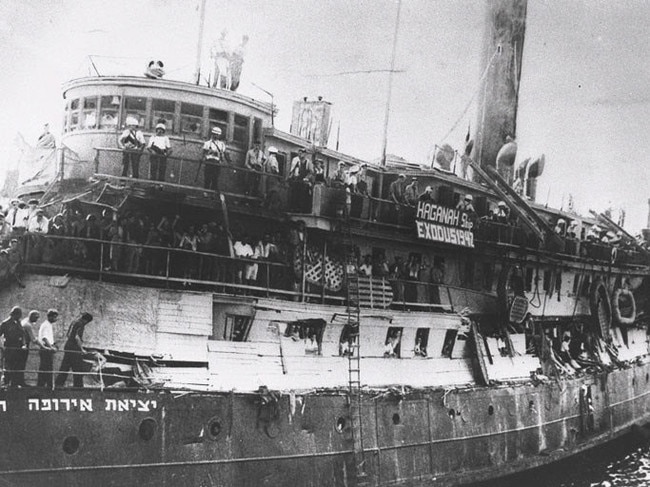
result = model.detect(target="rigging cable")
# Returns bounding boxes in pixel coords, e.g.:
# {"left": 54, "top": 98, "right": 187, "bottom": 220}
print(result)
{"left": 436, "top": 46, "right": 501, "bottom": 145}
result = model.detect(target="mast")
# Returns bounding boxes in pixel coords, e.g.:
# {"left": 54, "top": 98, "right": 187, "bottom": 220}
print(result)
{"left": 194, "top": 0, "right": 207, "bottom": 85}
{"left": 474, "top": 0, "right": 527, "bottom": 169}
{"left": 380, "top": 0, "right": 402, "bottom": 167}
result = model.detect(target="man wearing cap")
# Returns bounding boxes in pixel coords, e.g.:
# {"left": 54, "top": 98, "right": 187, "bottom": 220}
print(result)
{"left": 0, "top": 306, "right": 26, "bottom": 387}
{"left": 147, "top": 123, "right": 172, "bottom": 181}
{"left": 202, "top": 127, "right": 228, "bottom": 191}
{"left": 495, "top": 201, "right": 510, "bottom": 224}
{"left": 6, "top": 199, "right": 19, "bottom": 227}
{"left": 245, "top": 140, "right": 266, "bottom": 197}
{"left": 404, "top": 177, "right": 419, "bottom": 206}
{"left": 418, "top": 186, "right": 435, "bottom": 203}
{"left": 289, "top": 148, "right": 313, "bottom": 180}
{"left": 55, "top": 312, "right": 93, "bottom": 388}
{"left": 12, "top": 201, "right": 29, "bottom": 233}
{"left": 37, "top": 309, "right": 58, "bottom": 388}
{"left": 356, "top": 163, "right": 369, "bottom": 195}
{"left": 118, "top": 118, "right": 145, "bottom": 178}
{"left": 456, "top": 194, "right": 475, "bottom": 213}
{"left": 27, "top": 208, "right": 49, "bottom": 234}
{"left": 331, "top": 161, "right": 347, "bottom": 188}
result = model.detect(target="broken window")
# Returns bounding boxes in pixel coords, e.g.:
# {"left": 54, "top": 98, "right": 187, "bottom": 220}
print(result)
{"left": 414, "top": 328, "right": 429, "bottom": 357}
{"left": 441, "top": 329, "right": 458, "bottom": 357}
{"left": 223, "top": 314, "right": 252, "bottom": 342}
{"left": 384, "top": 327, "right": 403, "bottom": 358}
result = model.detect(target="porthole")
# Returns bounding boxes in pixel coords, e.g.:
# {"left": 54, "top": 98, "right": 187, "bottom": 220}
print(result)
{"left": 488, "top": 405, "right": 494, "bottom": 416}
{"left": 139, "top": 418, "right": 157, "bottom": 441}
{"left": 62, "top": 436, "right": 80, "bottom": 455}
{"left": 206, "top": 417, "right": 222, "bottom": 441}
{"left": 392, "top": 413, "right": 401, "bottom": 425}
{"left": 336, "top": 417, "right": 346, "bottom": 433}
{"left": 448, "top": 409, "right": 455, "bottom": 418}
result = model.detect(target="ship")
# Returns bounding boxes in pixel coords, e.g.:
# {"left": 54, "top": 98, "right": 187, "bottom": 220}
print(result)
{"left": 1, "top": 1, "right": 649, "bottom": 486}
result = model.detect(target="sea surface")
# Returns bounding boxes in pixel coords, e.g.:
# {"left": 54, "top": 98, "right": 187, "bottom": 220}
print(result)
{"left": 474, "top": 435, "right": 650, "bottom": 487}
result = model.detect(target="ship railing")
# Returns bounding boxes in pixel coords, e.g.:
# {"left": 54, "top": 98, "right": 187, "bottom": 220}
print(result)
{"left": 19, "top": 234, "right": 346, "bottom": 304}
{"left": 94, "top": 147, "right": 289, "bottom": 208}
{"left": 0, "top": 346, "right": 135, "bottom": 390}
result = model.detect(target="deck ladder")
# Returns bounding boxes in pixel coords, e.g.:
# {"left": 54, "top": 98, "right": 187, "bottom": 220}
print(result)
{"left": 342, "top": 217, "right": 368, "bottom": 484}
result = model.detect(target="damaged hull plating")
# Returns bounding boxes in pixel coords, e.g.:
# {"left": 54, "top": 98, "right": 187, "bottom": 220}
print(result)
{"left": 2, "top": 363, "right": 650, "bottom": 487}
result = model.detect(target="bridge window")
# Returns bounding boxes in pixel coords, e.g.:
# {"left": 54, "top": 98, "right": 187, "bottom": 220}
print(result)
{"left": 253, "top": 117, "right": 263, "bottom": 143}
{"left": 69, "top": 98, "right": 80, "bottom": 131}
{"left": 81, "top": 97, "right": 98, "bottom": 129}
{"left": 233, "top": 114, "right": 249, "bottom": 146}
{"left": 100, "top": 95, "right": 120, "bottom": 129}
{"left": 124, "top": 96, "right": 146, "bottom": 127}
{"left": 209, "top": 108, "right": 228, "bottom": 138}
{"left": 152, "top": 99, "right": 176, "bottom": 132}
{"left": 223, "top": 314, "right": 251, "bottom": 341}
{"left": 181, "top": 103, "right": 203, "bottom": 136}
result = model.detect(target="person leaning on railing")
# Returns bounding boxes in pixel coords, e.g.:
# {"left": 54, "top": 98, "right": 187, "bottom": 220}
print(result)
{"left": 118, "top": 117, "right": 146, "bottom": 179}
{"left": 147, "top": 122, "right": 172, "bottom": 182}
{"left": 202, "top": 127, "right": 228, "bottom": 191}
{"left": 55, "top": 312, "right": 93, "bottom": 388}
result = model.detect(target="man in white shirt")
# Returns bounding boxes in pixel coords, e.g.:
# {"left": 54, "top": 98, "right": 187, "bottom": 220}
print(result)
{"left": 118, "top": 117, "right": 146, "bottom": 178}
{"left": 233, "top": 236, "right": 254, "bottom": 285}
{"left": 147, "top": 123, "right": 172, "bottom": 181}
{"left": 9, "top": 202, "right": 29, "bottom": 235}
{"left": 37, "top": 309, "right": 58, "bottom": 388}
{"left": 202, "top": 127, "right": 228, "bottom": 191}
{"left": 28, "top": 209, "right": 49, "bottom": 234}
{"left": 0, "top": 214, "right": 12, "bottom": 244}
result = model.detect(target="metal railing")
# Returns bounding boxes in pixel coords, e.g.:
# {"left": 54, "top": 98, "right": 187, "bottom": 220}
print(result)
{"left": 21, "top": 234, "right": 346, "bottom": 304}
{"left": 94, "top": 147, "right": 287, "bottom": 204}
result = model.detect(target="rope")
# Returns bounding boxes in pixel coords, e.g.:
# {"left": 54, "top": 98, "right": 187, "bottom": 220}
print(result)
{"left": 436, "top": 46, "right": 501, "bottom": 145}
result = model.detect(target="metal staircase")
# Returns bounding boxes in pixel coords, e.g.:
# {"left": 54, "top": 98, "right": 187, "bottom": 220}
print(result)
{"left": 341, "top": 218, "right": 368, "bottom": 484}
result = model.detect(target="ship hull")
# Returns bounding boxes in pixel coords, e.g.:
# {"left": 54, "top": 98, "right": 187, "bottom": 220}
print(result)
{"left": 2, "top": 360, "right": 650, "bottom": 487}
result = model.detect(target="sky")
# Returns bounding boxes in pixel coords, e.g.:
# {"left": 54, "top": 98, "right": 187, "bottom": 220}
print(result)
{"left": 0, "top": 0, "right": 649, "bottom": 231}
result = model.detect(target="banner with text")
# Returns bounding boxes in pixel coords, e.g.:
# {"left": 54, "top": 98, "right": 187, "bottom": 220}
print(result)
{"left": 415, "top": 201, "right": 475, "bottom": 248}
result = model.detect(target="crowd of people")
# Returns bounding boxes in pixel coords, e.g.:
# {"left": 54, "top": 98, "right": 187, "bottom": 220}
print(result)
{"left": 0, "top": 306, "right": 96, "bottom": 389}
{"left": 0, "top": 197, "right": 315, "bottom": 293}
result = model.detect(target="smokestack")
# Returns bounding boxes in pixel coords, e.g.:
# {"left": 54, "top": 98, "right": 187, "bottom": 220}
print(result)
{"left": 474, "top": 0, "right": 528, "bottom": 172}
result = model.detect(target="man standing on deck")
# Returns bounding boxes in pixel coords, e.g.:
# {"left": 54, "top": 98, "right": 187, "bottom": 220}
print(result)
{"left": 404, "top": 177, "right": 419, "bottom": 206}
{"left": 389, "top": 174, "right": 406, "bottom": 205}
{"left": 19, "top": 310, "right": 40, "bottom": 386}
{"left": 118, "top": 118, "right": 145, "bottom": 178}
{"left": 245, "top": 140, "right": 266, "bottom": 196}
{"left": 147, "top": 123, "right": 172, "bottom": 181}
{"left": 37, "top": 309, "right": 58, "bottom": 388}
{"left": 0, "top": 307, "right": 26, "bottom": 388}
{"left": 55, "top": 312, "right": 93, "bottom": 388}
{"left": 202, "top": 127, "right": 228, "bottom": 191}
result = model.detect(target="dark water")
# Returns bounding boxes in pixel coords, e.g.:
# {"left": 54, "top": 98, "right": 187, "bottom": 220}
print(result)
{"left": 474, "top": 435, "right": 650, "bottom": 487}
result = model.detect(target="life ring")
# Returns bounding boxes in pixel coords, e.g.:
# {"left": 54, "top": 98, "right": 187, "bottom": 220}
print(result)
{"left": 589, "top": 279, "right": 612, "bottom": 338}
{"left": 612, "top": 288, "right": 636, "bottom": 325}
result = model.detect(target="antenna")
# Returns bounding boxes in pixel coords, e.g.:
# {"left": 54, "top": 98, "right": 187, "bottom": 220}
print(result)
{"left": 380, "top": 0, "right": 402, "bottom": 167}
{"left": 194, "top": 0, "right": 207, "bottom": 85}
{"left": 250, "top": 82, "right": 276, "bottom": 127}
